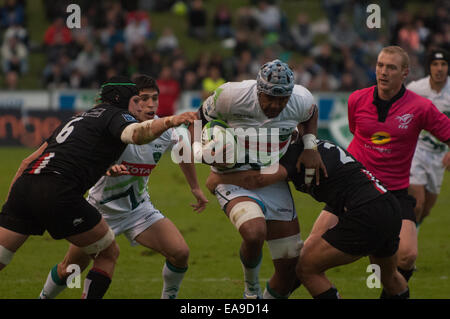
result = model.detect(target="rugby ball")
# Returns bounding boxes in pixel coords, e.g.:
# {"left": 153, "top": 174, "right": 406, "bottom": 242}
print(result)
{"left": 201, "top": 119, "right": 237, "bottom": 168}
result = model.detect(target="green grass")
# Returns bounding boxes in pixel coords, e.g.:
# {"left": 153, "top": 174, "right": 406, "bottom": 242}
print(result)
{"left": 0, "top": 147, "right": 449, "bottom": 299}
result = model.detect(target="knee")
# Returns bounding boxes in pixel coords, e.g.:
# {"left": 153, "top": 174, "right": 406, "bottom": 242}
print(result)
{"left": 397, "top": 248, "right": 417, "bottom": 269}
{"left": 99, "top": 241, "right": 120, "bottom": 263}
{"left": 168, "top": 245, "right": 190, "bottom": 267}
{"left": 414, "top": 200, "right": 424, "bottom": 216}
{"left": 229, "top": 201, "right": 265, "bottom": 245}
{"left": 241, "top": 223, "right": 266, "bottom": 247}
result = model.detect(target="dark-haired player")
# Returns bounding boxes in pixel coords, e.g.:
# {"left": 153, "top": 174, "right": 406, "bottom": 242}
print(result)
{"left": 197, "top": 59, "right": 326, "bottom": 299}
{"left": 206, "top": 139, "right": 409, "bottom": 299}
{"left": 407, "top": 49, "right": 450, "bottom": 226}
{"left": 0, "top": 76, "right": 197, "bottom": 298}
{"left": 38, "top": 75, "right": 208, "bottom": 299}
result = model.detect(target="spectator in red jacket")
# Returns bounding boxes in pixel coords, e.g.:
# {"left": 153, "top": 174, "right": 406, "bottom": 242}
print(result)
{"left": 156, "top": 65, "right": 181, "bottom": 117}
{"left": 44, "top": 17, "right": 72, "bottom": 46}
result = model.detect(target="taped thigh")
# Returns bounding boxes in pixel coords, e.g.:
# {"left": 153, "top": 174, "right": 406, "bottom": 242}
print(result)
{"left": 267, "top": 234, "right": 304, "bottom": 260}
{"left": 0, "top": 245, "right": 14, "bottom": 265}
{"left": 80, "top": 227, "right": 115, "bottom": 257}
{"left": 229, "top": 201, "right": 265, "bottom": 230}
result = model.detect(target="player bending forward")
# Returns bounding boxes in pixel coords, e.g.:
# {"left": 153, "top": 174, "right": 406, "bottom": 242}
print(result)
{"left": 198, "top": 59, "right": 326, "bottom": 299}
{"left": 206, "top": 139, "right": 409, "bottom": 299}
{"left": 39, "top": 75, "right": 208, "bottom": 299}
{"left": 0, "top": 76, "right": 197, "bottom": 299}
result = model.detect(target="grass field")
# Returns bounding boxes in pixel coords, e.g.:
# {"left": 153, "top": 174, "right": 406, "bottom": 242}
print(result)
{"left": 0, "top": 147, "right": 449, "bottom": 299}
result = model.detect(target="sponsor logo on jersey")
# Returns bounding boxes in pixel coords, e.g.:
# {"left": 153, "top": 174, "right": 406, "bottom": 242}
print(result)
{"left": 82, "top": 108, "right": 106, "bottom": 118}
{"left": 122, "top": 113, "right": 137, "bottom": 122}
{"left": 370, "top": 131, "right": 391, "bottom": 145}
{"left": 153, "top": 152, "right": 162, "bottom": 162}
{"left": 396, "top": 113, "right": 414, "bottom": 129}
{"left": 122, "top": 161, "right": 156, "bottom": 176}
{"left": 73, "top": 218, "right": 84, "bottom": 226}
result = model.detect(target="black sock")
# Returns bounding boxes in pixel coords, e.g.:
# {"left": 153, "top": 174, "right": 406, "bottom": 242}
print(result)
{"left": 380, "top": 287, "right": 409, "bottom": 299}
{"left": 398, "top": 267, "right": 414, "bottom": 282}
{"left": 313, "top": 286, "right": 340, "bottom": 299}
{"left": 82, "top": 268, "right": 112, "bottom": 299}
{"left": 380, "top": 267, "right": 414, "bottom": 298}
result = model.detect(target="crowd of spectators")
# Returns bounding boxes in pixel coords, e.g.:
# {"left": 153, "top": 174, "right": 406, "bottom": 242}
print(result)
{"left": 0, "top": 0, "right": 449, "bottom": 114}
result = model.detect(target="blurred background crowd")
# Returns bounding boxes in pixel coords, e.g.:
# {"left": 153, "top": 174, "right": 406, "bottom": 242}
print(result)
{"left": 1, "top": 0, "right": 449, "bottom": 116}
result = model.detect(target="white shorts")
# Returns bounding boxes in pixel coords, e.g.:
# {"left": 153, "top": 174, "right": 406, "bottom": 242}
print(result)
{"left": 99, "top": 201, "right": 165, "bottom": 246}
{"left": 214, "top": 181, "right": 297, "bottom": 221}
{"left": 410, "top": 146, "right": 446, "bottom": 194}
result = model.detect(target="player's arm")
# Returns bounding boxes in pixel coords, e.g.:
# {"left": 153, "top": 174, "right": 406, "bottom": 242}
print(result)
{"left": 7, "top": 142, "right": 48, "bottom": 199}
{"left": 296, "top": 104, "right": 328, "bottom": 184}
{"left": 422, "top": 103, "right": 450, "bottom": 169}
{"left": 121, "top": 111, "right": 198, "bottom": 145}
{"left": 205, "top": 165, "right": 288, "bottom": 193}
{"left": 178, "top": 162, "right": 209, "bottom": 212}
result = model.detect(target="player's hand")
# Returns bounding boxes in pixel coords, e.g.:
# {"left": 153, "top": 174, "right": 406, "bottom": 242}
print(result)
{"left": 106, "top": 164, "right": 130, "bottom": 177}
{"left": 296, "top": 149, "right": 328, "bottom": 185}
{"left": 171, "top": 112, "right": 198, "bottom": 127}
{"left": 443, "top": 151, "right": 450, "bottom": 170}
{"left": 205, "top": 172, "right": 222, "bottom": 194}
{"left": 190, "top": 187, "right": 209, "bottom": 213}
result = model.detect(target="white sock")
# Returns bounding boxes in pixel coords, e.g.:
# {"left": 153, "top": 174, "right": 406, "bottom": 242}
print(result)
{"left": 161, "top": 260, "right": 187, "bottom": 299}
{"left": 39, "top": 265, "right": 67, "bottom": 299}
{"left": 263, "top": 282, "right": 289, "bottom": 299}
{"left": 240, "top": 253, "right": 262, "bottom": 296}
{"left": 263, "top": 287, "right": 277, "bottom": 299}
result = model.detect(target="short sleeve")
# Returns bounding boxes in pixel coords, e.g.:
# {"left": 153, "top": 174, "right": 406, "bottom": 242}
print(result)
{"left": 108, "top": 110, "right": 138, "bottom": 140}
{"left": 422, "top": 101, "right": 450, "bottom": 142}
{"left": 201, "top": 84, "right": 232, "bottom": 122}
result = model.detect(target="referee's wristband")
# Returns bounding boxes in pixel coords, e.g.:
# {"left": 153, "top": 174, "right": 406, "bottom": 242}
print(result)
{"left": 302, "top": 134, "right": 317, "bottom": 150}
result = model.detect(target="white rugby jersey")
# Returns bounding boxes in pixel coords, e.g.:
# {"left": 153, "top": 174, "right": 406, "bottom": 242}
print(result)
{"left": 87, "top": 126, "right": 178, "bottom": 215}
{"left": 202, "top": 80, "right": 315, "bottom": 172}
{"left": 407, "top": 76, "right": 450, "bottom": 153}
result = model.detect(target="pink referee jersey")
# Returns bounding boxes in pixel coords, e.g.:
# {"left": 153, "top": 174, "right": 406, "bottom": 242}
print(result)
{"left": 347, "top": 85, "right": 450, "bottom": 190}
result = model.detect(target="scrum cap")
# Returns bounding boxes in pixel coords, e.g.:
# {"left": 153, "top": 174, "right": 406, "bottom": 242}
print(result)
{"left": 257, "top": 59, "right": 294, "bottom": 97}
{"left": 100, "top": 76, "right": 138, "bottom": 109}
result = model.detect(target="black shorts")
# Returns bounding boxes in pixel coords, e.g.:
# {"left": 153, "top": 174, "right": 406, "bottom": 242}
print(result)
{"left": 322, "top": 193, "right": 402, "bottom": 258}
{"left": 324, "top": 188, "right": 416, "bottom": 223}
{"left": 390, "top": 189, "right": 416, "bottom": 222}
{"left": 0, "top": 174, "right": 101, "bottom": 239}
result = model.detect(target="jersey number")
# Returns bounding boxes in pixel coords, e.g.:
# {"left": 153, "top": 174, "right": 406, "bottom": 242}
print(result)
{"left": 56, "top": 117, "right": 84, "bottom": 143}
{"left": 323, "top": 142, "right": 355, "bottom": 164}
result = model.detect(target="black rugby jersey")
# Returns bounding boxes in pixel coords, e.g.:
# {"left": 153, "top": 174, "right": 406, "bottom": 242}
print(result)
{"left": 280, "top": 139, "right": 388, "bottom": 215}
{"left": 24, "top": 104, "right": 137, "bottom": 193}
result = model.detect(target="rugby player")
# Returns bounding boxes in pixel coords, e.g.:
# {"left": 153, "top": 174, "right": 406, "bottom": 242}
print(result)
{"left": 407, "top": 49, "right": 450, "bottom": 226}
{"left": 38, "top": 75, "right": 208, "bottom": 299}
{"left": 205, "top": 139, "right": 410, "bottom": 299}
{"left": 0, "top": 76, "right": 197, "bottom": 298}
{"left": 197, "top": 59, "right": 326, "bottom": 298}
